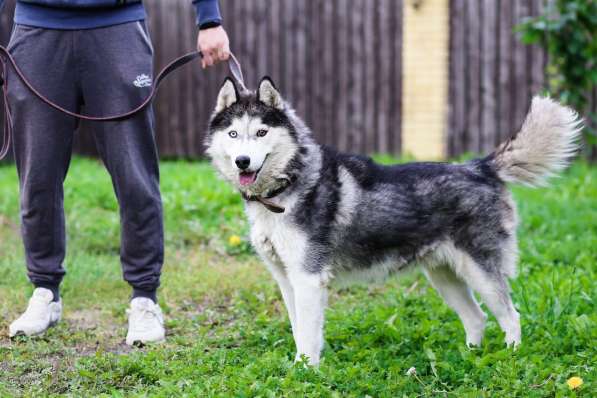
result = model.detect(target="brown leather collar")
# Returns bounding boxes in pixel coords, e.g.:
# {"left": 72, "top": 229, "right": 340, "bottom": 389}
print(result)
{"left": 241, "top": 178, "right": 296, "bottom": 213}
{"left": 242, "top": 193, "right": 285, "bottom": 213}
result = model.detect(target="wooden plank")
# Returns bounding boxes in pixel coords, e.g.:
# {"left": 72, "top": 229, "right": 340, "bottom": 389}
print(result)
{"left": 529, "top": 0, "right": 545, "bottom": 96}
{"left": 171, "top": 0, "right": 183, "bottom": 157}
{"left": 363, "top": 0, "right": 376, "bottom": 154}
{"left": 182, "top": 2, "right": 196, "bottom": 157}
{"left": 324, "top": 0, "right": 336, "bottom": 147}
{"left": 481, "top": 0, "right": 498, "bottom": 154}
{"left": 394, "top": 0, "right": 403, "bottom": 155}
{"left": 376, "top": 0, "right": 390, "bottom": 154}
{"left": 497, "top": 0, "right": 513, "bottom": 145}
{"left": 295, "top": 1, "right": 308, "bottom": 120}
{"left": 511, "top": 0, "right": 530, "bottom": 132}
{"left": 466, "top": 0, "right": 481, "bottom": 153}
{"left": 296, "top": 0, "right": 306, "bottom": 109}
{"left": 372, "top": 0, "right": 381, "bottom": 152}
{"left": 350, "top": 0, "right": 365, "bottom": 153}
{"left": 311, "top": 0, "right": 320, "bottom": 143}
{"left": 151, "top": 0, "right": 170, "bottom": 155}
{"left": 277, "top": 0, "right": 288, "bottom": 95}
{"left": 388, "top": 0, "right": 400, "bottom": 154}
{"left": 267, "top": 0, "right": 279, "bottom": 84}
{"left": 304, "top": 0, "right": 314, "bottom": 131}
{"left": 257, "top": 0, "right": 269, "bottom": 82}
{"left": 176, "top": 1, "right": 188, "bottom": 157}
{"left": 448, "top": 0, "right": 466, "bottom": 157}
{"left": 165, "top": 0, "right": 178, "bottom": 156}
{"left": 336, "top": 0, "right": 350, "bottom": 152}
{"left": 280, "top": 0, "right": 292, "bottom": 98}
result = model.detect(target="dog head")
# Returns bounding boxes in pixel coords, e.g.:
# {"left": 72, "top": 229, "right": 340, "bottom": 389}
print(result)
{"left": 205, "top": 77, "right": 305, "bottom": 197}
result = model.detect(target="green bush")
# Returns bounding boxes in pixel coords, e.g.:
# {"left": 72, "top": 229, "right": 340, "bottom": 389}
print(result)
{"left": 517, "top": 0, "right": 597, "bottom": 153}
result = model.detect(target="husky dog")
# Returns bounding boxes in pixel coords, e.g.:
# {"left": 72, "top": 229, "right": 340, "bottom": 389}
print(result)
{"left": 205, "top": 76, "right": 581, "bottom": 365}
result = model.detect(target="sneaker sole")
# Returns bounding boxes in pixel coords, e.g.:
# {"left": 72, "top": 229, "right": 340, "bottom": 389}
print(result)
{"left": 9, "top": 318, "right": 61, "bottom": 339}
{"left": 9, "top": 330, "right": 26, "bottom": 339}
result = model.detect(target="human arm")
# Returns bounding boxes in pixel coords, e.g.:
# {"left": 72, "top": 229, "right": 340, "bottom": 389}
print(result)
{"left": 193, "top": 0, "right": 230, "bottom": 69}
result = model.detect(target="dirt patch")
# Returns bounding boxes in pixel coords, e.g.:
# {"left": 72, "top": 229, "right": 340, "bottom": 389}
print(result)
{"left": 67, "top": 308, "right": 104, "bottom": 332}
{"left": 65, "top": 308, "right": 136, "bottom": 356}
{"left": 0, "top": 215, "right": 18, "bottom": 229}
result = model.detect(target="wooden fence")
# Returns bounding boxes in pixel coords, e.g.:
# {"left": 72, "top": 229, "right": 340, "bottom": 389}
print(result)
{"left": 0, "top": 0, "right": 592, "bottom": 160}
{"left": 145, "top": 0, "right": 403, "bottom": 157}
{"left": 448, "top": 0, "right": 547, "bottom": 157}
{"left": 0, "top": 0, "right": 403, "bottom": 158}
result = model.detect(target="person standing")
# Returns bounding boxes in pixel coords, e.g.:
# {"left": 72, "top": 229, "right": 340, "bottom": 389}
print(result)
{"left": 0, "top": 0, "right": 230, "bottom": 345}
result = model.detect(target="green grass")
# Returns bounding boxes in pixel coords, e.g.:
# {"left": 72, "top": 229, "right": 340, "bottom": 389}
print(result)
{"left": 0, "top": 157, "right": 595, "bottom": 397}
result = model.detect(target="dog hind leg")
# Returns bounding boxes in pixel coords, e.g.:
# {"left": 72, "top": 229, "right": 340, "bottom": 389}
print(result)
{"left": 455, "top": 255, "right": 521, "bottom": 347}
{"left": 473, "top": 276, "right": 520, "bottom": 347}
{"left": 424, "top": 265, "right": 487, "bottom": 346}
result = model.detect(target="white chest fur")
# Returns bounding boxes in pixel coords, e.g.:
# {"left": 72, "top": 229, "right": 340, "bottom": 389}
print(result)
{"left": 246, "top": 201, "right": 308, "bottom": 271}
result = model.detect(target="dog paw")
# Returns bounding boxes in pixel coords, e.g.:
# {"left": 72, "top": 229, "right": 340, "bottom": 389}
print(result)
{"left": 505, "top": 337, "right": 521, "bottom": 349}
{"left": 466, "top": 340, "right": 481, "bottom": 349}
{"left": 294, "top": 353, "right": 320, "bottom": 367}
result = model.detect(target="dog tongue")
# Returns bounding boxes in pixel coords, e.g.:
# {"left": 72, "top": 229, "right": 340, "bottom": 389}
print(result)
{"left": 239, "top": 172, "right": 256, "bottom": 186}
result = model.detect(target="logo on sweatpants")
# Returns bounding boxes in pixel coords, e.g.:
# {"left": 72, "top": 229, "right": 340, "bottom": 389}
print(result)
{"left": 133, "top": 74, "right": 152, "bottom": 88}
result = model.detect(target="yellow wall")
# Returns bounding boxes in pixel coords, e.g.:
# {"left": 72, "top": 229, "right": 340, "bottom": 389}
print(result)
{"left": 401, "top": 0, "right": 450, "bottom": 159}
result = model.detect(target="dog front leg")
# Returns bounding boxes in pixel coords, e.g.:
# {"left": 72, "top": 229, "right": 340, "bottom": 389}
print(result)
{"left": 289, "top": 270, "right": 328, "bottom": 366}
{"left": 268, "top": 265, "right": 298, "bottom": 342}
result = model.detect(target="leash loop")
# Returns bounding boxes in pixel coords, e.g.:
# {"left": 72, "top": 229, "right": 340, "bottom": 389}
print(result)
{"left": 227, "top": 52, "right": 246, "bottom": 92}
{"left": 0, "top": 46, "right": 246, "bottom": 160}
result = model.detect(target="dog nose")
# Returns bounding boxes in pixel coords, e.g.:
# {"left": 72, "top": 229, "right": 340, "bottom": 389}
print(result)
{"left": 235, "top": 155, "right": 251, "bottom": 170}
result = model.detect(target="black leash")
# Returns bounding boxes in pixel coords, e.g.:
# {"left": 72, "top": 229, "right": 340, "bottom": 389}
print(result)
{"left": 0, "top": 46, "right": 246, "bottom": 159}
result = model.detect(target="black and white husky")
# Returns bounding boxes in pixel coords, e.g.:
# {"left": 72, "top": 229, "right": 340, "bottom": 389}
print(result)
{"left": 205, "top": 77, "right": 581, "bottom": 365}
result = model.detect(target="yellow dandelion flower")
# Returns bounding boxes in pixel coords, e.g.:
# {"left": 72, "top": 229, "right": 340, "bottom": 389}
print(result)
{"left": 228, "top": 235, "right": 242, "bottom": 246}
{"left": 566, "top": 376, "right": 583, "bottom": 390}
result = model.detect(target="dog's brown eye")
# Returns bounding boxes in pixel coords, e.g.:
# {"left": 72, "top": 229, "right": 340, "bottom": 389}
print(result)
{"left": 257, "top": 129, "right": 268, "bottom": 137}
{"left": 228, "top": 131, "right": 238, "bottom": 138}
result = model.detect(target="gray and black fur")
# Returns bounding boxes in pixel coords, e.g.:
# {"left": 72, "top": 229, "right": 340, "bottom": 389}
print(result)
{"left": 205, "top": 76, "right": 582, "bottom": 365}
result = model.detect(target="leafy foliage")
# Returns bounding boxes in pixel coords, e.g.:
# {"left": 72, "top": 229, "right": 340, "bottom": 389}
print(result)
{"left": 517, "top": 0, "right": 597, "bottom": 150}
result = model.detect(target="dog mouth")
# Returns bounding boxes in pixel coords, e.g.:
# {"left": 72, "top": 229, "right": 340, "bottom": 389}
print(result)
{"left": 238, "top": 155, "right": 268, "bottom": 187}
{"left": 239, "top": 170, "right": 259, "bottom": 186}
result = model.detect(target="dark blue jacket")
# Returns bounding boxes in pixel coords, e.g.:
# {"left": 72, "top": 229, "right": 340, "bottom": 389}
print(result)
{"left": 0, "top": 0, "right": 222, "bottom": 30}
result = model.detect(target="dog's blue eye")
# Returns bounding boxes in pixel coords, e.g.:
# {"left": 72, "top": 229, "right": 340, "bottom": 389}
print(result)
{"left": 228, "top": 131, "right": 238, "bottom": 138}
{"left": 257, "top": 129, "right": 268, "bottom": 137}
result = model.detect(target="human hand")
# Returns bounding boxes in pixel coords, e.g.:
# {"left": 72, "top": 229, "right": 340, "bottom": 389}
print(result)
{"left": 197, "top": 26, "right": 230, "bottom": 69}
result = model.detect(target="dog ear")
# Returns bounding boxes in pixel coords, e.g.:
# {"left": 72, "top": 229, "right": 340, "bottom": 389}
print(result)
{"left": 257, "top": 76, "right": 283, "bottom": 109}
{"left": 215, "top": 77, "right": 238, "bottom": 112}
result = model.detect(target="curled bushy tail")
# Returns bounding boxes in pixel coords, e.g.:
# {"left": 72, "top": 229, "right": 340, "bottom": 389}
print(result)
{"left": 490, "top": 96, "right": 583, "bottom": 186}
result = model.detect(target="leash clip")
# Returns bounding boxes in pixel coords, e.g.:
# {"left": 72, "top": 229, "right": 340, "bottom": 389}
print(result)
{"left": 227, "top": 53, "right": 247, "bottom": 92}
{"left": 196, "top": 50, "right": 246, "bottom": 91}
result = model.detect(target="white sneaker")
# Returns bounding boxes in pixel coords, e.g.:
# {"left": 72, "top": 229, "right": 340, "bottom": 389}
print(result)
{"left": 125, "top": 297, "right": 165, "bottom": 346}
{"left": 9, "top": 288, "right": 62, "bottom": 337}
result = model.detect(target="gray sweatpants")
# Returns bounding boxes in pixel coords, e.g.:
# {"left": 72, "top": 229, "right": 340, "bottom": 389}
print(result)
{"left": 7, "top": 21, "right": 164, "bottom": 296}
